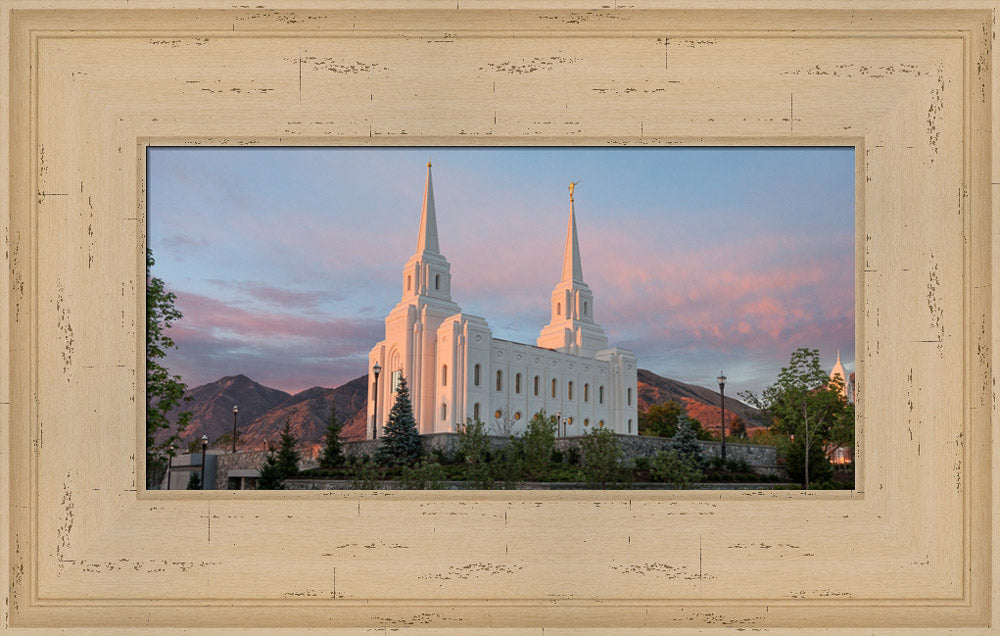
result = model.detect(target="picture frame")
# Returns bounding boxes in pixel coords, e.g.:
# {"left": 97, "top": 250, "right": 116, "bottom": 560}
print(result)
{"left": 1, "top": 2, "right": 996, "bottom": 632}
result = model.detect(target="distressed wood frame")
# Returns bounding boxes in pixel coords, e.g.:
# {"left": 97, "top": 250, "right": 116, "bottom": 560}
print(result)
{"left": 1, "top": 1, "right": 998, "bottom": 632}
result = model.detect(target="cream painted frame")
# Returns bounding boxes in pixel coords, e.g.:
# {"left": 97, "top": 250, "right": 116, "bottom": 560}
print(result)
{"left": 1, "top": 1, "right": 998, "bottom": 633}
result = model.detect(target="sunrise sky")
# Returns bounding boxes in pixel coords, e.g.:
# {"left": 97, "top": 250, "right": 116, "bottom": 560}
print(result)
{"left": 147, "top": 146, "right": 855, "bottom": 399}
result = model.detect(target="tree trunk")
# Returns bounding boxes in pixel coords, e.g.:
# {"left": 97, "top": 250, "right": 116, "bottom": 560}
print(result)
{"left": 802, "top": 404, "right": 810, "bottom": 491}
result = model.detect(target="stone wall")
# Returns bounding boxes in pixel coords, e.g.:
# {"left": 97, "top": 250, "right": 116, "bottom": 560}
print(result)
{"left": 213, "top": 449, "right": 318, "bottom": 490}
{"left": 341, "top": 433, "right": 781, "bottom": 476}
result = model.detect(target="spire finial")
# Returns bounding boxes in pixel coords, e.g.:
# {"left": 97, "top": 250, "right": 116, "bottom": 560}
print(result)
{"left": 561, "top": 189, "right": 584, "bottom": 284}
{"left": 415, "top": 162, "right": 440, "bottom": 255}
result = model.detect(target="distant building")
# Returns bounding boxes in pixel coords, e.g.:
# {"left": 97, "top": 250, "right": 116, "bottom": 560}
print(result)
{"left": 828, "top": 350, "right": 854, "bottom": 466}
{"left": 829, "top": 350, "right": 855, "bottom": 403}
{"left": 366, "top": 163, "right": 638, "bottom": 438}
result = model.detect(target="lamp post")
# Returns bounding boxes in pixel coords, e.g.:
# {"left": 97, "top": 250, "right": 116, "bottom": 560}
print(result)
{"left": 372, "top": 362, "right": 382, "bottom": 439}
{"left": 200, "top": 434, "right": 208, "bottom": 490}
{"left": 166, "top": 444, "right": 175, "bottom": 490}
{"left": 717, "top": 372, "right": 727, "bottom": 462}
{"left": 556, "top": 410, "right": 562, "bottom": 437}
{"left": 231, "top": 405, "right": 239, "bottom": 453}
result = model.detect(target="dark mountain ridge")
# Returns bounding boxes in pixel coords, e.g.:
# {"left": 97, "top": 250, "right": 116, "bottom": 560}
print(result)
{"left": 164, "top": 368, "right": 762, "bottom": 450}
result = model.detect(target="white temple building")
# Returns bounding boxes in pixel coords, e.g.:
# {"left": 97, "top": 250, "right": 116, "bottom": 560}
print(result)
{"left": 829, "top": 350, "right": 855, "bottom": 403}
{"left": 366, "top": 163, "right": 638, "bottom": 438}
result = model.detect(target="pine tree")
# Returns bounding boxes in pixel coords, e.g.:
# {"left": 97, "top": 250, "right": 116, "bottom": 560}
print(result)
{"left": 318, "top": 400, "right": 345, "bottom": 471}
{"left": 275, "top": 421, "right": 301, "bottom": 478}
{"left": 375, "top": 374, "right": 422, "bottom": 466}
{"left": 186, "top": 471, "right": 202, "bottom": 490}
{"left": 673, "top": 410, "right": 704, "bottom": 465}
{"left": 256, "top": 444, "right": 285, "bottom": 490}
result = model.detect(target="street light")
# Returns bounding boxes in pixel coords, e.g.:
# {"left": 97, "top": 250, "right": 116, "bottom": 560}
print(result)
{"left": 231, "top": 405, "right": 239, "bottom": 453}
{"left": 166, "top": 443, "right": 175, "bottom": 490}
{"left": 372, "top": 362, "right": 382, "bottom": 439}
{"left": 200, "top": 434, "right": 208, "bottom": 490}
{"left": 717, "top": 372, "right": 727, "bottom": 462}
{"left": 556, "top": 410, "right": 562, "bottom": 438}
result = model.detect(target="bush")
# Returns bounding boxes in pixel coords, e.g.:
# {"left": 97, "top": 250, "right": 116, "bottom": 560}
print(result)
{"left": 456, "top": 419, "right": 493, "bottom": 488}
{"left": 651, "top": 450, "right": 703, "bottom": 489}
{"left": 566, "top": 446, "right": 581, "bottom": 466}
{"left": 522, "top": 411, "right": 557, "bottom": 479}
{"left": 349, "top": 459, "right": 384, "bottom": 490}
{"left": 490, "top": 438, "right": 524, "bottom": 489}
{"left": 632, "top": 456, "right": 652, "bottom": 472}
{"left": 395, "top": 460, "right": 447, "bottom": 489}
{"left": 785, "top": 439, "right": 833, "bottom": 487}
{"left": 578, "top": 428, "right": 629, "bottom": 488}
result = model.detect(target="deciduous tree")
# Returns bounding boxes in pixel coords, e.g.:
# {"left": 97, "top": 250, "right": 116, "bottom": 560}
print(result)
{"left": 146, "top": 248, "right": 192, "bottom": 489}
{"left": 741, "top": 347, "right": 851, "bottom": 489}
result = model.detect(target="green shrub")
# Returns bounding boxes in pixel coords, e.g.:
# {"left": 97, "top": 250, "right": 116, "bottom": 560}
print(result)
{"left": 395, "top": 460, "right": 447, "bottom": 489}
{"left": 651, "top": 450, "right": 703, "bottom": 489}
{"left": 578, "top": 428, "right": 629, "bottom": 488}
{"left": 522, "top": 411, "right": 557, "bottom": 479}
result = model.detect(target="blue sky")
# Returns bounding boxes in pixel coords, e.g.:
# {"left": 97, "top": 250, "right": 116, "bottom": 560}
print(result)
{"left": 148, "top": 146, "right": 855, "bottom": 398}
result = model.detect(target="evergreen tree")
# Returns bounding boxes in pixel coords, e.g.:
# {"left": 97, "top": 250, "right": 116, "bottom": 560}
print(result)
{"left": 318, "top": 401, "right": 345, "bottom": 470}
{"left": 673, "top": 410, "right": 704, "bottom": 465}
{"left": 186, "top": 471, "right": 202, "bottom": 490}
{"left": 375, "top": 374, "right": 422, "bottom": 466}
{"left": 256, "top": 444, "right": 285, "bottom": 490}
{"left": 275, "top": 421, "right": 301, "bottom": 478}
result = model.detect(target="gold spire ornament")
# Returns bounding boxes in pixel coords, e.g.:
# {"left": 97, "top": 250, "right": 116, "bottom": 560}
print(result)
{"left": 569, "top": 180, "right": 580, "bottom": 202}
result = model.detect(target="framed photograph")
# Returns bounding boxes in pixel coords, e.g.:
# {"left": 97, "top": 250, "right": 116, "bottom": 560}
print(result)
{"left": 2, "top": 2, "right": 996, "bottom": 632}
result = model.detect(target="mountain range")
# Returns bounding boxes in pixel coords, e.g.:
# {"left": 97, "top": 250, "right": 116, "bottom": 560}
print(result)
{"left": 162, "top": 369, "right": 763, "bottom": 451}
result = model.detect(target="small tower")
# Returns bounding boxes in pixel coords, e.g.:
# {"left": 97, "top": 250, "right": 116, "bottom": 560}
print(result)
{"left": 537, "top": 182, "right": 609, "bottom": 357}
{"left": 830, "top": 350, "right": 848, "bottom": 400}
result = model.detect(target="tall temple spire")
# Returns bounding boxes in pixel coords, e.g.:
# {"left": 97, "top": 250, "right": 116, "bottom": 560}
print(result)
{"left": 415, "top": 161, "right": 440, "bottom": 255}
{"left": 537, "top": 181, "right": 608, "bottom": 356}
{"left": 561, "top": 189, "right": 584, "bottom": 284}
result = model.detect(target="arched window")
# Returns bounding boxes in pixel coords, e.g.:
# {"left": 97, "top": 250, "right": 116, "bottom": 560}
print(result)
{"left": 628, "top": 418, "right": 632, "bottom": 434}
{"left": 534, "top": 375, "right": 540, "bottom": 396}
{"left": 599, "top": 386, "right": 605, "bottom": 404}
{"left": 441, "top": 364, "right": 448, "bottom": 386}
{"left": 495, "top": 409, "right": 502, "bottom": 419}
{"left": 584, "top": 301, "right": 588, "bottom": 315}
{"left": 556, "top": 302, "right": 561, "bottom": 316}
{"left": 496, "top": 370, "right": 503, "bottom": 391}
{"left": 441, "top": 403, "right": 447, "bottom": 420}
{"left": 584, "top": 383, "right": 590, "bottom": 402}
{"left": 435, "top": 274, "right": 440, "bottom": 290}
{"left": 568, "top": 381, "right": 574, "bottom": 401}
{"left": 584, "top": 418, "right": 590, "bottom": 427}
{"left": 474, "top": 364, "right": 481, "bottom": 386}
{"left": 407, "top": 275, "right": 412, "bottom": 291}
{"left": 514, "top": 411, "right": 521, "bottom": 421}
{"left": 473, "top": 403, "right": 480, "bottom": 420}
{"left": 627, "top": 387, "right": 632, "bottom": 406}
{"left": 551, "top": 378, "right": 557, "bottom": 398}
{"left": 599, "top": 420, "right": 605, "bottom": 428}
{"left": 515, "top": 373, "right": 522, "bottom": 394}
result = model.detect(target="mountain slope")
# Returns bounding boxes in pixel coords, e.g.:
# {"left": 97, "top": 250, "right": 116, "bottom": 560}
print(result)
{"left": 161, "top": 374, "right": 290, "bottom": 445}
{"left": 637, "top": 368, "right": 764, "bottom": 434}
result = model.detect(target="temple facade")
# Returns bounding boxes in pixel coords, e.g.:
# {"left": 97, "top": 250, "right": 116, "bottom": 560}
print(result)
{"left": 366, "top": 163, "right": 638, "bottom": 438}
